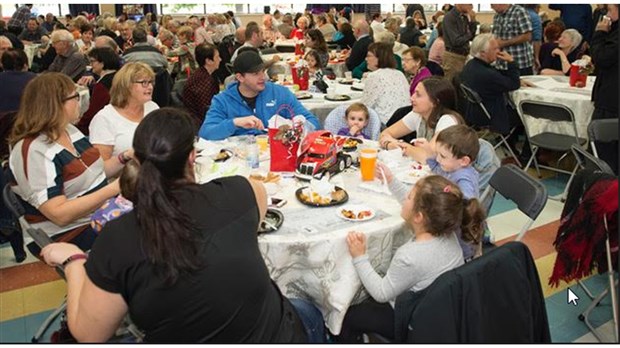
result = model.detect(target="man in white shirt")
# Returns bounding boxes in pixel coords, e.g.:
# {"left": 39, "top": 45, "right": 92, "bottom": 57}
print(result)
{"left": 370, "top": 13, "right": 386, "bottom": 41}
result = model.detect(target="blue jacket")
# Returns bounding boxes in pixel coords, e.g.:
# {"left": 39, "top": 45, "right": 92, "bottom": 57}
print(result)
{"left": 199, "top": 81, "right": 321, "bottom": 140}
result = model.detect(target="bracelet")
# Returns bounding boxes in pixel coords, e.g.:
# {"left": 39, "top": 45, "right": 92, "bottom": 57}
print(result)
{"left": 383, "top": 141, "right": 392, "bottom": 150}
{"left": 61, "top": 253, "right": 88, "bottom": 267}
{"left": 117, "top": 151, "right": 129, "bottom": 165}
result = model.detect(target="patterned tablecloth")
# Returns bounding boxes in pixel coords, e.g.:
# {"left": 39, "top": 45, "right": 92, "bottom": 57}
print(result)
{"left": 194, "top": 138, "right": 418, "bottom": 334}
{"left": 510, "top": 75, "right": 595, "bottom": 139}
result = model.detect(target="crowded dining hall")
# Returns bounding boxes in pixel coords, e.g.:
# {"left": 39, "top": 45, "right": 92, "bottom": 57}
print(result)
{"left": 0, "top": 2, "right": 617, "bottom": 343}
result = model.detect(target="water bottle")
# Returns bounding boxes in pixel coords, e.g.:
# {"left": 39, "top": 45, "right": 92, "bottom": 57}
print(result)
{"left": 246, "top": 136, "right": 259, "bottom": 169}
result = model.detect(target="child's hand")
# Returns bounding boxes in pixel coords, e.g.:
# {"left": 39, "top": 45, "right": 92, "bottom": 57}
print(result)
{"left": 349, "top": 125, "right": 361, "bottom": 136}
{"left": 346, "top": 231, "right": 367, "bottom": 258}
{"left": 411, "top": 138, "right": 434, "bottom": 158}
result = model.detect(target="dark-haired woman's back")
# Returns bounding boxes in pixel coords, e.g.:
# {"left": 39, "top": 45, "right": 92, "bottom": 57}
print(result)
{"left": 86, "top": 175, "right": 306, "bottom": 343}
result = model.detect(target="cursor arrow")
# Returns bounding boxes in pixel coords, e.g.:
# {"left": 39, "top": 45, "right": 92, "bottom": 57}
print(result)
{"left": 567, "top": 288, "right": 579, "bottom": 306}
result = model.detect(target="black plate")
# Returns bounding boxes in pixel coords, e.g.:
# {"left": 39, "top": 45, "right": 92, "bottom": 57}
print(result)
{"left": 296, "top": 92, "right": 313, "bottom": 100}
{"left": 338, "top": 79, "right": 354, "bottom": 85}
{"left": 213, "top": 149, "right": 233, "bottom": 162}
{"left": 258, "top": 208, "right": 284, "bottom": 234}
{"left": 342, "top": 137, "right": 363, "bottom": 150}
{"left": 295, "top": 186, "right": 349, "bottom": 207}
{"left": 351, "top": 85, "right": 364, "bottom": 91}
{"left": 324, "top": 94, "right": 351, "bottom": 102}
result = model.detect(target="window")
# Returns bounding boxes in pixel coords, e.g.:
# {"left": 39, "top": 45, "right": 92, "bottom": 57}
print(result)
{"left": 1, "top": 3, "right": 70, "bottom": 17}
{"left": 159, "top": 3, "right": 205, "bottom": 15}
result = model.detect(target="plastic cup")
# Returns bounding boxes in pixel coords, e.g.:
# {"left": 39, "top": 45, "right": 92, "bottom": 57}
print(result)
{"left": 360, "top": 148, "right": 378, "bottom": 181}
{"left": 344, "top": 71, "right": 352, "bottom": 81}
{"left": 256, "top": 134, "right": 269, "bottom": 152}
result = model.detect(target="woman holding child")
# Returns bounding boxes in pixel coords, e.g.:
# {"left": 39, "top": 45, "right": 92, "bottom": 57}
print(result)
{"left": 39, "top": 108, "right": 324, "bottom": 343}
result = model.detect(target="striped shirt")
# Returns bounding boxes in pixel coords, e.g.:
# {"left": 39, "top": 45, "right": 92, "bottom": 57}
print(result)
{"left": 9, "top": 124, "right": 108, "bottom": 239}
{"left": 492, "top": 5, "right": 534, "bottom": 70}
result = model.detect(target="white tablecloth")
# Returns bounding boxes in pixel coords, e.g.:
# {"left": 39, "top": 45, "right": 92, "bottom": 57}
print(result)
{"left": 194, "top": 138, "right": 415, "bottom": 334}
{"left": 510, "top": 75, "right": 595, "bottom": 139}
{"left": 24, "top": 44, "right": 40, "bottom": 68}
{"left": 300, "top": 86, "right": 363, "bottom": 126}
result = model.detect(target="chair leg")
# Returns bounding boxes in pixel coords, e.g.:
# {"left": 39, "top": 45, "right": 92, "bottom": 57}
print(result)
{"left": 523, "top": 147, "right": 537, "bottom": 172}
{"left": 550, "top": 164, "right": 578, "bottom": 202}
{"left": 604, "top": 224, "right": 619, "bottom": 342}
{"left": 32, "top": 301, "right": 67, "bottom": 343}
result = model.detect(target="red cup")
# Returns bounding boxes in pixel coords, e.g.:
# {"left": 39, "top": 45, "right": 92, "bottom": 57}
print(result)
{"left": 569, "top": 65, "right": 587, "bottom": 88}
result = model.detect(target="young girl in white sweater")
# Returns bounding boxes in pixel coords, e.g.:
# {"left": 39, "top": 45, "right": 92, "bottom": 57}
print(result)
{"left": 338, "top": 175, "right": 486, "bottom": 342}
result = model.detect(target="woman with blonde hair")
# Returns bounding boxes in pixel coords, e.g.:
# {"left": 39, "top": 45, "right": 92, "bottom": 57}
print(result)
{"left": 8, "top": 73, "right": 120, "bottom": 255}
{"left": 89, "top": 62, "right": 159, "bottom": 164}
{"left": 539, "top": 28, "right": 584, "bottom": 75}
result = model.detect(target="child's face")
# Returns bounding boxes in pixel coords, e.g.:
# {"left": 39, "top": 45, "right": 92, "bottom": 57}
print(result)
{"left": 306, "top": 54, "right": 317, "bottom": 68}
{"left": 346, "top": 110, "right": 368, "bottom": 129}
{"left": 435, "top": 143, "right": 470, "bottom": 173}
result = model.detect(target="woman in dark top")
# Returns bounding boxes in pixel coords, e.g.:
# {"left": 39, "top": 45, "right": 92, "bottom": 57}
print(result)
{"left": 76, "top": 47, "right": 120, "bottom": 135}
{"left": 0, "top": 48, "right": 36, "bottom": 113}
{"left": 40, "top": 108, "right": 322, "bottom": 343}
{"left": 539, "top": 29, "right": 583, "bottom": 75}
{"left": 332, "top": 22, "right": 356, "bottom": 49}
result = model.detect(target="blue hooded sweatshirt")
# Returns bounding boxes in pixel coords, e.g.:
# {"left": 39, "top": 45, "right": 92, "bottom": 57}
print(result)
{"left": 199, "top": 81, "right": 321, "bottom": 140}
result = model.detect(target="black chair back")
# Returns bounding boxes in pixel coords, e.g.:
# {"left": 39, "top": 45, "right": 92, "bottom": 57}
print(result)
{"left": 520, "top": 100, "right": 574, "bottom": 123}
{"left": 386, "top": 105, "right": 415, "bottom": 143}
{"left": 571, "top": 144, "right": 614, "bottom": 175}
{"left": 587, "top": 119, "right": 618, "bottom": 144}
{"left": 489, "top": 164, "right": 547, "bottom": 221}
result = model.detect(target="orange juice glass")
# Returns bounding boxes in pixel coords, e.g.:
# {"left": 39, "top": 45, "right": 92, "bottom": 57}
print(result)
{"left": 256, "top": 134, "right": 269, "bottom": 152}
{"left": 360, "top": 148, "right": 378, "bottom": 181}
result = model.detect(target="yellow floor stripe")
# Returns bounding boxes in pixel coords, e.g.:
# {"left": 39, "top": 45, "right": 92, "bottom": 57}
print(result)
{"left": 0, "top": 280, "right": 66, "bottom": 322}
{"left": 534, "top": 252, "right": 581, "bottom": 298}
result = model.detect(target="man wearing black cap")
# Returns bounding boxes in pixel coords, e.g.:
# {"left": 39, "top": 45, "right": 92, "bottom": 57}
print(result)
{"left": 199, "top": 51, "right": 321, "bottom": 140}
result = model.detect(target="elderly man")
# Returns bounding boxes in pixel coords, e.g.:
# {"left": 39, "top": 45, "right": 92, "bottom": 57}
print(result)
{"left": 199, "top": 50, "right": 320, "bottom": 140}
{"left": 18, "top": 18, "right": 48, "bottom": 44}
{"left": 42, "top": 13, "right": 55, "bottom": 32}
{"left": 277, "top": 14, "right": 294, "bottom": 39}
{"left": 48, "top": 29, "right": 87, "bottom": 82}
{"left": 459, "top": 33, "right": 530, "bottom": 164}
{"left": 230, "top": 22, "right": 279, "bottom": 68}
{"left": 114, "top": 20, "right": 136, "bottom": 53}
{"left": 157, "top": 28, "right": 175, "bottom": 54}
{"left": 345, "top": 19, "right": 372, "bottom": 71}
{"left": 491, "top": 4, "right": 534, "bottom": 76}
{"left": 0, "top": 36, "right": 13, "bottom": 71}
{"left": 122, "top": 28, "right": 168, "bottom": 69}
{"left": 442, "top": 3, "right": 478, "bottom": 81}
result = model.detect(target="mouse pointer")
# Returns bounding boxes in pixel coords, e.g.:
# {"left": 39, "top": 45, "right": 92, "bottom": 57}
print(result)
{"left": 567, "top": 288, "right": 579, "bottom": 306}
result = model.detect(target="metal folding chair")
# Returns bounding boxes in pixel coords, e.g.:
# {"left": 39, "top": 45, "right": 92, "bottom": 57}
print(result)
{"left": 587, "top": 119, "right": 618, "bottom": 159}
{"left": 569, "top": 147, "right": 618, "bottom": 342}
{"left": 459, "top": 83, "right": 522, "bottom": 166}
{"left": 480, "top": 164, "right": 548, "bottom": 242}
{"left": 517, "top": 100, "right": 588, "bottom": 201}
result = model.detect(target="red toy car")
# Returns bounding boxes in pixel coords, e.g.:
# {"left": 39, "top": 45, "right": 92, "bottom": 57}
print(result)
{"left": 295, "top": 131, "right": 354, "bottom": 180}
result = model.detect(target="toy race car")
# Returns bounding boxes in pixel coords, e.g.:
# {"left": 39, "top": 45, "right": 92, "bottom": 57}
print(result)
{"left": 295, "top": 131, "right": 355, "bottom": 180}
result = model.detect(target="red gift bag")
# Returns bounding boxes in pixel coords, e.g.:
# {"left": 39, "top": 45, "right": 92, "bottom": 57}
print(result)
{"left": 269, "top": 105, "right": 304, "bottom": 172}
{"left": 569, "top": 65, "right": 588, "bottom": 88}
{"left": 291, "top": 63, "right": 309, "bottom": 90}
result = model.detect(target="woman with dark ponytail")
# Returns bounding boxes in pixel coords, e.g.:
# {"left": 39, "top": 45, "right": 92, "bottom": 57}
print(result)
{"left": 338, "top": 175, "right": 485, "bottom": 342}
{"left": 40, "top": 108, "right": 317, "bottom": 343}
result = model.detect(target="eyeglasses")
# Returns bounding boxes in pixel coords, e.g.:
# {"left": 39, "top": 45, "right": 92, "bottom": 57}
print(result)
{"left": 133, "top": 80, "right": 155, "bottom": 87}
{"left": 62, "top": 93, "right": 80, "bottom": 102}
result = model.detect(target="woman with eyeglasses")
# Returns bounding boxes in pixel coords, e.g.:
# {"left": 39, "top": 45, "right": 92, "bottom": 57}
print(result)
{"left": 89, "top": 62, "right": 159, "bottom": 167}
{"left": 8, "top": 73, "right": 120, "bottom": 255}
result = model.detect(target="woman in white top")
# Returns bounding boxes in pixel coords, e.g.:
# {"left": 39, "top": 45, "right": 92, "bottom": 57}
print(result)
{"left": 89, "top": 62, "right": 159, "bottom": 162}
{"left": 361, "top": 42, "right": 411, "bottom": 124}
{"left": 75, "top": 23, "right": 94, "bottom": 54}
{"left": 337, "top": 175, "right": 485, "bottom": 342}
{"left": 380, "top": 76, "right": 463, "bottom": 162}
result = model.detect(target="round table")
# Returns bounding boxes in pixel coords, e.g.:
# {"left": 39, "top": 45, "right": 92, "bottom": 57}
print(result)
{"left": 194, "top": 137, "right": 417, "bottom": 334}
{"left": 264, "top": 52, "right": 349, "bottom": 79}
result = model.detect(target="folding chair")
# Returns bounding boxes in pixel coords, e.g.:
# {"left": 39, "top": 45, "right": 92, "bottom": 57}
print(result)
{"left": 571, "top": 144, "right": 614, "bottom": 175}
{"left": 480, "top": 164, "right": 547, "bottom": 242}
{"left": 587, "top": 119, "right": 618, "bottom": 159}
{"left": 517, "top": 100, "right": 588, "bottom": 201}
{"left": 2, "top": 184, "right": 145, "bottom": 343}
{"left": 459, "top": 83, "right": 522, "bottom": 167}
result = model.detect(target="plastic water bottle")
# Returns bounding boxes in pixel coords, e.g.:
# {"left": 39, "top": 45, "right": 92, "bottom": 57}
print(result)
{"left": 246, "top": 136, "right": 259, "bottom": 169}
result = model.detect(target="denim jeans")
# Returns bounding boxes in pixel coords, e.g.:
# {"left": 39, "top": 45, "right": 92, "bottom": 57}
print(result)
{"left": 289, "top": 298, "right": 325, "bottom": 343}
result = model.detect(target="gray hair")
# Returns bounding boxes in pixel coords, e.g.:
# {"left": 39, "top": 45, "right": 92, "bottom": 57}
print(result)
{"left": 50, "top": 29, "right": 75, "bottom": 43}
{"left": 470, "top": 33, "right": 495, "bottom": 58}
{"left": 375, "top": 31, "right": 396, "bottom": 47}
{"left": 562, "top": 29, "right": 582, "bottom": 51}
{"left": 0, "top": 36, "right": 13, "bottom": 47}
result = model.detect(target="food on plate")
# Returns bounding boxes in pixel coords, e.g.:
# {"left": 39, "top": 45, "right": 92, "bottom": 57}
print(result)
{"left": 343, "top": 138, "right": 360, "bottom": 148}
{"left": 299, "top": 191, "right": 332, "bottom": 205}
{"left": 249, "top": 172, "right": 281, "bottom": 183}
{"left": 330, "top": 189, "right": 346, "bottom": 202}
{"left": 341, "top": 209, "right": 373, "bottom": 220}
{"left": 214, "top": 149, "right": 232, "bottom": 161}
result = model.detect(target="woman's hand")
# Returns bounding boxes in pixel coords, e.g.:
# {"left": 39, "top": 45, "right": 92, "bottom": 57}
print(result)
{"left": 551, "top": 48, "right": 566, "bottom": 58}
{"left": 379, "top": 134, "right": 397, "bottom": 150}
{"left": 346, "top": 231, "right": 367, "bottom": 258}
{"left": 375, "top": 162, "right": 394, "bottom": 184}
{"left": 595, "top": 16, "right": 612, "bottom": 32}
{"left": 41, "top": 242, "right": 84, "bottom": 267}
{"left": 411, "top": 138, "right": 434, "bottom": 158}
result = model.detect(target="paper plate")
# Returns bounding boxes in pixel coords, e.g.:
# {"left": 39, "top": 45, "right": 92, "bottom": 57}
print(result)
{"left": 337, "top": 204, "right": 376, "bottom": 222}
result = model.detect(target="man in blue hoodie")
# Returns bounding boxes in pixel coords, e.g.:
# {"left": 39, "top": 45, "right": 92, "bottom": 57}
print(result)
{"left": 199, "top": 51, "right": 321, "bottom": 140}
